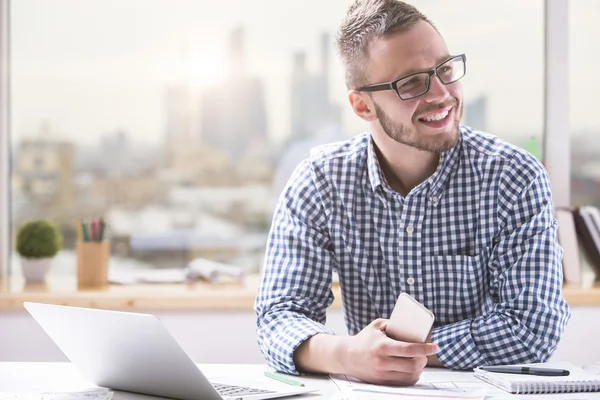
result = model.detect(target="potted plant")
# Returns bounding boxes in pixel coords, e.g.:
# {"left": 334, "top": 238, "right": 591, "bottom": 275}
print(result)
{"left": 16, "top": 219, "right": 63, "bottom": 283}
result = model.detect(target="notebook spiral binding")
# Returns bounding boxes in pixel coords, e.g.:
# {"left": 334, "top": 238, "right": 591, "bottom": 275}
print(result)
{"left": 514, "top": 379, "right": 600, "bottom": 394}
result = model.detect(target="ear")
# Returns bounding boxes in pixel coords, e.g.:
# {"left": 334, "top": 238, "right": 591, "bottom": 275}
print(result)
{"left": 348, "top": 90, "right": 377, "bottom": 122}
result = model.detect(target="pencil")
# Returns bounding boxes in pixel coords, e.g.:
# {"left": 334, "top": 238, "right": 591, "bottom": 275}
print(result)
{"left": 81, "top": 219, "right": 88, "bottom": 242}
{"left": 264, "top": 371, "right": 305, "bottom": 387}
{"left": 98, "top": 217, "right": 106, "bottom": 241}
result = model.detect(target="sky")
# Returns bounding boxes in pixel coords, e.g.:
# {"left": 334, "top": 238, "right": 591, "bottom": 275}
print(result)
{"left": 9, "top": 0, "right": 600, "bottom": 146}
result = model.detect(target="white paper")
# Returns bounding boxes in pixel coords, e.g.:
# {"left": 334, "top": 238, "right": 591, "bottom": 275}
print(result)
{"left": 108, "top": 258, "right": 245, "bottom": 285}
{"left": 330, "top": 373, "right": 487, "bottom": 400}
{"left": 0, "top": 388, "right": 112, "bottom": 400}
{"left": 582, "top": 362, "right": 600, "bottom": 375}
{"left": 187, "top": 258, "right": 245, "bottom": 283}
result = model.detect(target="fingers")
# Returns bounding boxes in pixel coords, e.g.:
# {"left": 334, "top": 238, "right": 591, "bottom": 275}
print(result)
{"left": 370, "top": 318, "right": 389, "bottom": 331}
{"left": 371, "top": 357, "right": 427, "bottom": 386}
{"left": 384, "top": 341, "right": 439, "bottom": 357}
{"left": 408, "top": 342, "right": 439, "bottom": 357}
{"left": 379, "top": 372, "right": 422, "bottom": 387}
{"left": 386, "top": 354, "right": 428, "bottom": 373}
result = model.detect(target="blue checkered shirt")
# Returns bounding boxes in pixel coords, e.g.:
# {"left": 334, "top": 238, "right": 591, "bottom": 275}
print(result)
{"left": 255, "top": 125, "right": 571, "bottom": 374}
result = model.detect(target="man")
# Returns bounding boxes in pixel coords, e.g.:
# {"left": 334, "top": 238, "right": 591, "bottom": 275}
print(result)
{"left": 254, "top": 0, "right": 570, "bottom": 386}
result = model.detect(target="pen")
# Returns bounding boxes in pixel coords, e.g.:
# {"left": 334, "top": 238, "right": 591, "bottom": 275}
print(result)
{"left": 479, "top": 366, "right": 570, "bottom": 376}
{"left": 81, "top": 219, "right": 89, "bottom": 242}
{"left": 264, "top": 371, "right": 305, "bottom": 387}
{"left": 98, "top": 217, "right": 106, "bottom": 241}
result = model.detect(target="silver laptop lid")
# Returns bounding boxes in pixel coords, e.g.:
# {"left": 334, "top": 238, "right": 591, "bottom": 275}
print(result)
{"left": 24, "top": 302, "right": 222, "bottom": 400}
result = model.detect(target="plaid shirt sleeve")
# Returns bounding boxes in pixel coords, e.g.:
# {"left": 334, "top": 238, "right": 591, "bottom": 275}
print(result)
{"left": 431, "top": 154, "right": 571, "bottom": 369}
{"left": 254, "top": 159, "right": 336, "bottom": 375}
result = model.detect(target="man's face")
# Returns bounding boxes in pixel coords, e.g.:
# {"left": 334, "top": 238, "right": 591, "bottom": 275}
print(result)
{"left": 364, "top": 20, "right": 463, "bottom": 153}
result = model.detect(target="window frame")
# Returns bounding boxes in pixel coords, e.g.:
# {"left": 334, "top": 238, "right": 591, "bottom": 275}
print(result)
{"left": 544, "top": 0, "right": 570, "bottom": 208}
{"left": 0, "top": 0, "right": 572, "bottom": 277}
{"left": 0, "top": 0, "right": 9, "bottom": 278}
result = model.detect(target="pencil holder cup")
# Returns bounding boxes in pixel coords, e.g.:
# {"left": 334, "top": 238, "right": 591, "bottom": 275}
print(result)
{"left": 76, "top": 240, "right": 109, "bottom": 288}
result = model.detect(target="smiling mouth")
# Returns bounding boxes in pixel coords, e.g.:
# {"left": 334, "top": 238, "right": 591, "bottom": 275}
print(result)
{"left": 417, "top": 107, "right": 453, "bottom": 129}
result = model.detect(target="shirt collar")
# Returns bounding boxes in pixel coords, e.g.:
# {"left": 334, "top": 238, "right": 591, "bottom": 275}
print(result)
{"left": 367, "top": 135, "right": 391, "bottom": 194}
{"left": 366, "top": 128, "right": 464, "bottom": 198}
{"left": 426, "top": 128, "right": 463, "bottom": 200}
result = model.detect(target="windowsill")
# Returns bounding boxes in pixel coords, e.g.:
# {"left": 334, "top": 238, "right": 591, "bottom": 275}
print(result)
{"left": 0, "top": 275, "right": 597, "bottom": 310}
{"left": 0, "top": 274, "right": 344, "bottom": 311}
{"left": 561, "top": 282, "right": 600, "bottom": 306}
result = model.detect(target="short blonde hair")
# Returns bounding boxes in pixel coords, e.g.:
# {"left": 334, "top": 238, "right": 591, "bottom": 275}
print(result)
{"left": 336, "top": 0, "right": 435, "bottom": 89}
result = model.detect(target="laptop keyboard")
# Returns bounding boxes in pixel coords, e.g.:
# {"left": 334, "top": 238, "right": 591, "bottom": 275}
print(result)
{"left": 213, "top": 383, "right": 275, "bottom": 397}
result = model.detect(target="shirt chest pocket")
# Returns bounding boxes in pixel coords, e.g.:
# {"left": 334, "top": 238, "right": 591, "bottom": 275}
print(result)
{"left": 430, "top": 254, "right": 488, "bottom": 325}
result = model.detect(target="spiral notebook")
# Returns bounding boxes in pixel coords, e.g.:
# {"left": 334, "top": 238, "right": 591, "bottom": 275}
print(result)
{"left": 474, "top": 363, "right": 600, "bottom": 395}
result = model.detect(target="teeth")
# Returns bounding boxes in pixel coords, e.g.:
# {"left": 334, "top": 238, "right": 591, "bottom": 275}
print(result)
{"left": 422, "top": 110, "right": 449, "bottom": 122}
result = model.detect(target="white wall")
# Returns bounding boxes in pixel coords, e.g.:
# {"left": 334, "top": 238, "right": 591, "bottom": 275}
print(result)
{"left": 550, "top": 307, "right": 600, "bottom": 365}
{"left": 0, "top": 307, "right": 597, "bottom": 365}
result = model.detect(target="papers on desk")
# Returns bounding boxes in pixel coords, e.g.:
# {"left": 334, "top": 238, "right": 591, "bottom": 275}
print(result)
{"left": 108, "top": 258, "right": 246, "bottom": 285}
{"left": 582, "top": 362, "right": 600, "bottom": 375}
{"left": 0, "top": 388, "right": 112, "bottom": 400}
{"left": 330, "top": 371, "right": 488, "bottom": 399}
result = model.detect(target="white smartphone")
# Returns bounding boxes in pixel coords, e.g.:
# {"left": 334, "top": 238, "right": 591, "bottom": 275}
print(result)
{"left": 386, "top": 292, "right": 435, "bottom": 343}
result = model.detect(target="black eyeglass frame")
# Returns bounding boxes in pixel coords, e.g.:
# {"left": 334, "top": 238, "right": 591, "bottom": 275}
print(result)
{"left": 355, "top": 54, "right": 467, "bottom": 100}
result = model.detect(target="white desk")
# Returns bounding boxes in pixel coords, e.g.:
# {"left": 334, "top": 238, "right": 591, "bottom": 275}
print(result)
{"left": 0, "top": 363, "right": 335, "bottom": 400}
{"left": 2, "top": 362, "right": 600, "bottom": 400}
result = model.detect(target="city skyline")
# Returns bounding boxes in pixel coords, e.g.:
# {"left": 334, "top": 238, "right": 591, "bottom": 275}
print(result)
{"left": 9, "top": 0, "right": 600, "bottom": 147}
{"left": 8, "top": 1, "right": 600, "bottom": 279}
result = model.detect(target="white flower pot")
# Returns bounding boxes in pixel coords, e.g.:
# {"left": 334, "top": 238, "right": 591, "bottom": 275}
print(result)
{"left": 20, "top": 257, "right": 53, "bottom": 283}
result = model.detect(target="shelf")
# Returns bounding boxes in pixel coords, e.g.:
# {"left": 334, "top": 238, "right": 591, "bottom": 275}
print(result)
{"left": 1, "top": 274, "right": 598, "bottom": 310}
{"left": 0, "top": 274, "right": 344, "bottom": 311}
{"left": 562, "top": 283, "right": 600, "bottom": 306}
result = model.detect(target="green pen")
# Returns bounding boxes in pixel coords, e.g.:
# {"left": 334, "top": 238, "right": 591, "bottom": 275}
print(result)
{"left": 81, "top": 220, "right": 88, "bottom": 242}
{"left": 264, "top": 371, "right": 305, "bottom": 387}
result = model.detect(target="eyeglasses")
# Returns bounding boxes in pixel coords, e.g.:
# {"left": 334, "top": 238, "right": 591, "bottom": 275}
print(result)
{"left": 355, "top": 54, "right": 466, "bottom": 101}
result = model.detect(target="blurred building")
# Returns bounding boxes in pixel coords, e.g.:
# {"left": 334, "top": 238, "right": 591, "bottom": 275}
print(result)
{"left": 92, "top": 172, "right": 160, "bottom": 207}
{"left": 12, "top": 138, "right": 75, "bottom": 210}
{"left": 160, "top": 142, "right": 236, "bottom": 186}
{"left": 97, "top": 130, "right": 159, "bottom": 177}
{"left": 200, "top": 27, "right": 268, "bottom": 158}
{"left": 464, "top": 95, "right": 488, "bottom": 132}
{"left": 65, "top": 130, "right": 163, "bottom": 208}
{"left": 107, "top": 194, "right": 269, "bottom": 270}
{"left": 163, "top": 84, "right": 199, "bottom": 167}
{"left": 290, "top": 32, "right": 341, "bottom": 141}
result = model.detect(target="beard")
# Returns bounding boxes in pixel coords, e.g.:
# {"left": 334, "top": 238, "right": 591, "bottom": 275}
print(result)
{"left": 373, "top": 99, "right": 462, "bottom": 153}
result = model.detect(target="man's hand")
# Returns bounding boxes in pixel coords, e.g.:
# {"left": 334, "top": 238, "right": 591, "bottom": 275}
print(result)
{"left": 426, "top": 330, "right": 443, "bottom": 367}
{"left": 341, "top": 318, "right": 439, "bottom": 385}
{"left": 294, "top": 319, "right": 440, "bottom": 385}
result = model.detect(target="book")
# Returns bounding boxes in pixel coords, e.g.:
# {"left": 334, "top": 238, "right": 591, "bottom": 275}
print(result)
{"left": 573, "top": 207, "right": 600, "bottom": 280}
{"left": 474, "top": 363, "right": 600, "bottom": 394}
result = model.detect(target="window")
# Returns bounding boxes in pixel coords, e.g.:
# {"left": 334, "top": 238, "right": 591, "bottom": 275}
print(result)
{"left": 418, "top": 0, "right": 545, "bottom": 154}
{"left": 570, "top": 0, "right": 600, "bottom": 208}
{"left": 7, "top": 0, "right": 546, "bottom": 278}
{"left": 0, "top": 0, "right": 8, "bottom": 278}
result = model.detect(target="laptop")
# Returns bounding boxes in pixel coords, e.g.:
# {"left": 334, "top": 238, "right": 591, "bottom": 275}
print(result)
{"left": 23, "top": 302, "right": 316, "bottom": 400}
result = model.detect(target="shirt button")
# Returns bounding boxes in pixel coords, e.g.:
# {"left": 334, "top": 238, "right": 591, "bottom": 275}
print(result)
{"left": 431, "top": 195, "right": 439, "bottom": 203}
{"left": 407, "top": 277, "right": 415, "bottom": 285}
{"left": 406, "top": 225, "right": 414, "bottom": 234}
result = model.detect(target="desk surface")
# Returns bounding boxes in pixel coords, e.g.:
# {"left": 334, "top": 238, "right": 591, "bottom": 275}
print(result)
{"left": 0, "top": 273, "right": 598, "bottom": 310}
{"left": 3, "top": 362, "right": 600, "bottom": 399}
{"left": 0, "top": 363, "right": 336, "bottom": 399}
